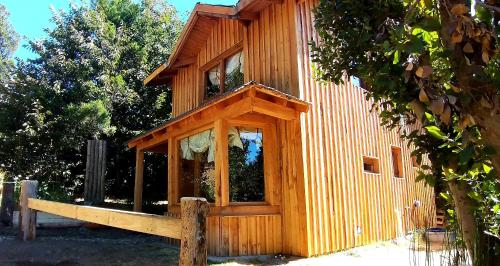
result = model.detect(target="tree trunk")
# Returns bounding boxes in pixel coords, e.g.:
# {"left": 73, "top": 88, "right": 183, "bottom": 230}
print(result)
{"left": 477, "top": 114, "right": 500, "bottom": 176}
{"left": 438, "top": 0, "right": 500, "bottom": 178}
{"left": 448, "top": 181, "right": 477, "bottom": 261}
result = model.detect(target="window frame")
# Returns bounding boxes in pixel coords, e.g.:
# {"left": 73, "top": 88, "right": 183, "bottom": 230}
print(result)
{"left": 170, "top": 117, "right": 278, "bottom": 213}
{"left": 391, "top": 146, "right": 404, "bottom": 178}
{"left": 362, "top": 155, "right": 380, "bottom": 175}
{"left": 174, "top": 123, "right": 216, "bottom": 205}
{"left": 200, "top": 42, "right": 244, "bottom": 101}
{"left": 223, "top": 119, "right": 278, "bottom": 208}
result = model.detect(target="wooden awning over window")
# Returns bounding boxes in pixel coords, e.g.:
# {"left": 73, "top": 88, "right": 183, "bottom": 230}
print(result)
{"left": 127, "top": 82, "right": 309, "bottom": 152}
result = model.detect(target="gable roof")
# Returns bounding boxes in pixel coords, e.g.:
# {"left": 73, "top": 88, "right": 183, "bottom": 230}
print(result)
{"left": 144, "top": 0, "right": 283, "bottom": 86}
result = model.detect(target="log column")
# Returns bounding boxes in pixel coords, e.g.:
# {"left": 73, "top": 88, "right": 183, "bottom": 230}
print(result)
{"left": 180, "top": 197, "right": 209, "bottom": 266}
{"left": 18, "top": 180, "right": 38, "bottom": 241}
{"left": 133, "top": 149, "right": 145, "bottom": 212}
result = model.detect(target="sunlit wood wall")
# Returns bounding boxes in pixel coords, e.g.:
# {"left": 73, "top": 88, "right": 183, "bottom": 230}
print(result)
{"left": 168, "top": 0, "right": 435, "bottom": 257}
{"left": 243, "top": 0, "right": 299, "bottom": 95}
{"left": 172, "top": 64, "right": 198, "bottom": 116}
{"left": 295, "top": 0, "right": 436, "bottom": 256}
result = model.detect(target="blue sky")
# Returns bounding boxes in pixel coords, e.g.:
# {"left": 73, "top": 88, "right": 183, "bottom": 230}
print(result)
{"left": 2, "top": 0, "right": 237, "bottom": 60}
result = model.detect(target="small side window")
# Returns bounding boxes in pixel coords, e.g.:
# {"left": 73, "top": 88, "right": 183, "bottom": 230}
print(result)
{"left": 411, "top": 155, "right": 419, "bottom": 168}
{"left": 363, "top": 156, "right": 380, "bottom": 174}
{"left": 391, "top": 147, "right": 404, "bottom": 178}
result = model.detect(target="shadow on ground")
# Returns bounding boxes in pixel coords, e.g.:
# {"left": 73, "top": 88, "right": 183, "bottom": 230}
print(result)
{"left": 0, "top": 227, "right": 180, "bottom": 266}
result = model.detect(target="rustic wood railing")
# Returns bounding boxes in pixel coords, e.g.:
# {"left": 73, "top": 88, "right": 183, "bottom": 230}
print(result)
{"left": 18, "top": 180, "right": 208, "bottom": 266}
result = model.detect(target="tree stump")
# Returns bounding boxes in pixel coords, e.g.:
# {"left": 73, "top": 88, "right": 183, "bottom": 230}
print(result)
{"left": 18, "top": 180, "right": 38, "bottom": 241}
{"left": 180, "top": 197, "right": 208, "bottom": 266}
{"left": 84, "top": 139, "right": 107, "bottom": 205}
{"left": 0, "top": 182, "right": 15, "bottom": 226}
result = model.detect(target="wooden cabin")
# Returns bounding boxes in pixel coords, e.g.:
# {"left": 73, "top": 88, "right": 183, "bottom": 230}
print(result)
{"left": 127, "top": 0, "right": 436, "bottom": 257}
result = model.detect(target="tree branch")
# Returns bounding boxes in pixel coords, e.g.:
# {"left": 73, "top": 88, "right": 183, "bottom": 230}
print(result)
{"left": 477, "top": 1, "right": 500, "bottom": 14}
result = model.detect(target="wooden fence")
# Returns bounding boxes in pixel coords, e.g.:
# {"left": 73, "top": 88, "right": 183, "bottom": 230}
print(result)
{"left": 18, "top": 180, "right": 208, "bottom": 266}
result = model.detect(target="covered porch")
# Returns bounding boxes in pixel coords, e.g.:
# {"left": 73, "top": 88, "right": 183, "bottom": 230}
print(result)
{"left": 127, "top": 82, "right": 309, "bottom": 256}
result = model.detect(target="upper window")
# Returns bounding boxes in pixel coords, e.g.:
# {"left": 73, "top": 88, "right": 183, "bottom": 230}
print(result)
{"left": 228, "top": 126, "right": 265, "bottom": 202}
{"left": 204, "top": 51, "right": 244, "bottom": 100}
{"left": 178, "top": 129, "right": 216, "bottom": 202}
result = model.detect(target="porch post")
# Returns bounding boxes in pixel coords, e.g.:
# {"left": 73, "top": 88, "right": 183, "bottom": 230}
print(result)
{"left": 133, "top": 149, "right": 144, "bottom": 212}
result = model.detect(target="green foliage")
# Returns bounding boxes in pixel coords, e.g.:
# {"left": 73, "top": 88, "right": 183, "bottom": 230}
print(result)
{"left": 0, "top": 5, "right": 18, "bottom": 84}
{"left": 0, "top": 0, "right": 183, "bottom": 201}
{"left": 311, "top": 0, "right": 500, "bottom": 258}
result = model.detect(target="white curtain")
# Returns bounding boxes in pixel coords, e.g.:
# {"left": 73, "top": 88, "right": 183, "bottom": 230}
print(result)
{"left": 225, "top": 52, "right": 243, "bottom": 75}
{"left": 208, "top": 68, "right": 220, "bottom": 86}
{"left": 229, "top": 126, "right": 262, "bottom": 149}
{"left": 180, "top": 129, "right": 216, "bottom": 162}
{"left": 180, "top": 127, "right": 262, "bottom": 162}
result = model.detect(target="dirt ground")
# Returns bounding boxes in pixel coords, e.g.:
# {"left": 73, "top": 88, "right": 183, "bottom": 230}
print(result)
{"left": 0, "top": 227, "right": 451, "bottom": 266}
{"left": 0, "top": 227, "right": 179, "bottom": 266}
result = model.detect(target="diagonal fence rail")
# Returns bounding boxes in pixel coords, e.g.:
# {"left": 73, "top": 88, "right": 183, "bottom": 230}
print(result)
{"left": 18, "top": 180, "right": 208, "bottom": 266}
{"left": 28, "top": 199, "right": 182, "bottom": 238}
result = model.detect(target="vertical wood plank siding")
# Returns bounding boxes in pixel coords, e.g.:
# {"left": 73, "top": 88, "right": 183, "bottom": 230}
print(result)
{"left": 295, "top": 0, "right": 436, "bottom": 256}
{"left": 244, "top": 0, "right": 300, "bottom": 96}
{"left": 171, "top": 64, "right": 199, "bottom": 116}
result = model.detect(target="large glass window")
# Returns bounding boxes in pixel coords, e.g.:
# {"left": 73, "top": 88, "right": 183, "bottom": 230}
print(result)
{"left": 178, "top": 129, "right": 216, "bottom": 202}
{"left": 227, "top": 126, "right": 265, "bottom": 202}
{"left": 204, "top": 51, "right": 244, "bottom": 100}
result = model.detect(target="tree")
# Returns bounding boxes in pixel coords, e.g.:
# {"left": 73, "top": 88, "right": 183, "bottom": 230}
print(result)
{"left": 311, "top": 0, "right": 499, "bottom": 264}
{"left": 0, "top": 4, "right": 18, "bottom": 84}
{"left": 0, "top": 0, "right": 182, "bottom": 202}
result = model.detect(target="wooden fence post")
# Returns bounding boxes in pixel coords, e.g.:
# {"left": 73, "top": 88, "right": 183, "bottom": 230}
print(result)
{"left": 179, "top": 197, "right": 208, "bottom": 266}
{"left": 0, "top": 182, "right": 15, "bottom": 226}
{"left": 18, "top": 180, "right": 38, "bottom": 241}
{"left": 84, "top": 139, "right": 107, "bottom": 205}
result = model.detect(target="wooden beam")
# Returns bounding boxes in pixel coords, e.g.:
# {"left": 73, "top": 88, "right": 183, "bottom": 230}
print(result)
{"left": 28, "top": 199, "right": 182, "bottom": 239}
{"left": 214, "top": 119, "right": 229, "bottom": 207}
{"left": 144, "top": 64, "right": 167, "bottom": 85}
{"left": 168, "top": 137, "right": 176, "bottom": 208}
{"left": 134, "top": 150, "right": 145, "bottom": 212}
{"left": 172, "top": 56, "right": 197, "bottom": 68}
{"left": 252, "top": 97, "right": 298, "bottom": 120}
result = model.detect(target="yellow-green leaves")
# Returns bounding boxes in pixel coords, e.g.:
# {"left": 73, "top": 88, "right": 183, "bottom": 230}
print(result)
{"left": 426, "top": 125, "right": 446, "bottom": 140}
{"left": 393, "top": 50, "right": 400, "bottom": 64}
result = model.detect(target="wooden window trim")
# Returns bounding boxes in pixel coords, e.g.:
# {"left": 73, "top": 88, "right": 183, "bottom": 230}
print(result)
{"left": 391, "top": 146, "right": 404, "bottom": 178}
{"left": 362, "top": 155, "right": 380, "bottom": 175}
{"left": 200, "top": 41, "right": 243, "bottom": 72}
